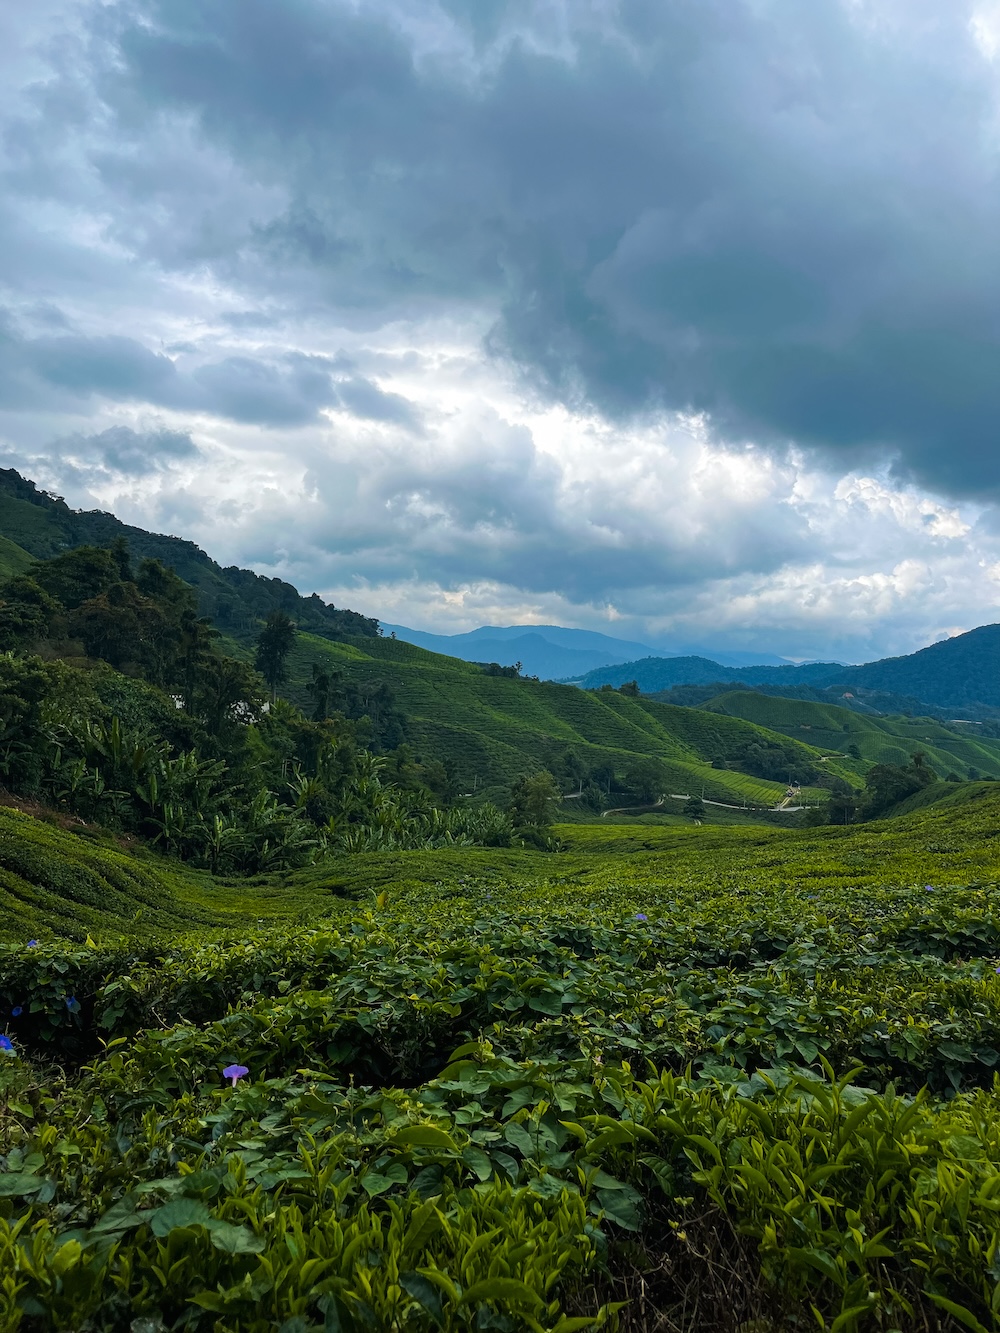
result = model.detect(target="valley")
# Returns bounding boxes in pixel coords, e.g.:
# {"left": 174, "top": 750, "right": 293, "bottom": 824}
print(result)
{"left": 4, "top": 470, "right": 1000, "bottom": 1331}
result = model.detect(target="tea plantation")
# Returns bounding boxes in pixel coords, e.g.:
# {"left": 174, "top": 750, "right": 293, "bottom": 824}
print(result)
{"left": 4, "top": 795, "right": 1000, "bottom": 1331}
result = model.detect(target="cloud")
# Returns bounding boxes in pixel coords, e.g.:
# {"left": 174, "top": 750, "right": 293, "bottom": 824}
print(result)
{"left": 48, "top": 0, "right": 995, "bottom": 498}
{"left": 0, "top": 313, "right": 420, "bottom": 427}
{"left": 2, "top": 0, "right": 1000, "bottom": 660}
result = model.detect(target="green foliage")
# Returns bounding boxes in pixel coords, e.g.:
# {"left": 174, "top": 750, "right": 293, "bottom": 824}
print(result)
{"left": 509, "top": 771, "right": 562, "bottom": 833}
{"left": 706, "top": 689, "right": 1000, "bottom": 780}
{"left": 5, "top": 792, "right": 1000, "bottom": 1327}
{"left": 860, "top": 753, "right": 937, "bottom": 819}
{"left": 279, "top": 631, "right": 852, "bottom": 811}
{"left": 255, "top": 610, "right": 297, "bottom": 701}
{"left": 0, "top": 544, "right": 514, "bottom": 868}
{"left": 0, "top": 536, "right": 33, "bottom": 583}
{"left": 0, "top": 467, "right": 380, "bottom": 641}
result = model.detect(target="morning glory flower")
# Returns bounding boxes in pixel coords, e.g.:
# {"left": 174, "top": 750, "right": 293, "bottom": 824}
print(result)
{"left": 925, "top": 885, "right": 934, "bottom": 891}
{"left": 634, "top": 913, "right": 648, "bottom": 922}
{"left": 26, "top": 940, "right": 37, "bottom": 948}
{"left": 223, "top": 1064, "right": 249, "bottom": 1086}
{"left": 0, "top": 1035, "right": 13, "bottom": 1054}
{"left": 65, "top": 996, "right": 80, "bottom": 1013}
{"left": 11, "top": 1007, "right": 21, "bottom": 1018}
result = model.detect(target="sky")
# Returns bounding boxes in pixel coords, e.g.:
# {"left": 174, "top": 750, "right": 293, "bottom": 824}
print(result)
{"left": 2, "top": 0, "right": 1000, "bottom": 663}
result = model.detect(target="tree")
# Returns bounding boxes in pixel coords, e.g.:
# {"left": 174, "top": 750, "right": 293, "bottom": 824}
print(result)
{"left": 828, "top": 790, "right": 859, "bottom": 824}
{"left": 509, "top": 770, "right": 561, "bottom": 830}
{"left": 193, "top": 655, "right": 266, "bottom": 737}
{"left": 176, "top": 610, "right": 217, "bottom": 713}
{"left": 30, "top": 546, "right": 120, "bottom": 610}
{"left": 682, "top": 794, "right": 705, "bottom": 821}
{"left": 306, "top": 663, "right": 343, "bottom": 721}
{"left": 625, "top": 758, "right": 662, "bottom": 804}
{"left": 0, "top": 578, "right": 60, "bottom": 651}
{"left": 255, "top": 610, "right": 297, "bottom": 703}
{"left": 861, "top": 754, "right": 936, "bottom": 819}
{"left": 618, "top": 680, "right": 640, "bottom": 697}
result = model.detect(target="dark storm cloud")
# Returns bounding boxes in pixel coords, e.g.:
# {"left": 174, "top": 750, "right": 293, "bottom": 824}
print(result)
{"left": 73, "top": 0, "right": 1000, "bottom": 496}
{"left": 0, "top": 313, "right": 412, "bottom": 427}
{"left": 54, "top": 424, "right": 200, "bottom": 476}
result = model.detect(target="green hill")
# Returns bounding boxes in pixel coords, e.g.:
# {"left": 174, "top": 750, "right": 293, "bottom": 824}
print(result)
{"left": 702, "top": 690, "right": 1000, "bottom": 779}
{"left": 574, "top": 624, "right": 1000, "bottom": 716}
{"left": 0, "top": 463, "right": 867, "bottom": 812}
{"left": 281, "top": 631, "right": 863, "bottom": 805}
{"left": 0, "top": 468, "right": 377, "bottom": 641}
{"left": 0, "top": 533, "right": 33, "bottom": 580}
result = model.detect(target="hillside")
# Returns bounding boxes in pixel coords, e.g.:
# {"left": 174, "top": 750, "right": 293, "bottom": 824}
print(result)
{"left": 0, "top": 468, "right": 871, "bottom": 827}
{"left": 2, "top": 777, "right": 1000, "bottom": 944}
{"left": 12, "top": 462, "right": 1000, "bottom": 812}
{"left": 0, "top": 533, "right": 33, "bottom": 580}
{"left": 6, "top": 772, "right": 1000, "bottom": 1331}
{"left": 575, "top": 623, "right": 1000, "bottom": 717}
{"left": 702, "top": 690, "right": 1000, "bottom": 778}
{"left": 280, "top": 631, "right": 863, "bottom": 804}
{"left": 572, "top": 654, "right": 845, "bottom": 693}
{"left": 0, "top": 468, "right": 377, "bottom": 641}
{"left": 847, "top": 623, "right": 1000, "bottom": 709}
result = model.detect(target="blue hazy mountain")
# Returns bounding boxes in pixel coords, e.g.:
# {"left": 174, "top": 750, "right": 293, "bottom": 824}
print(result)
{"left": 380, "top": 623, "right": 794, "bottom": 680}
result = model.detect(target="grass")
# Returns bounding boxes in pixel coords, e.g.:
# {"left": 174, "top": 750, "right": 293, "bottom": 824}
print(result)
{"left": 9, "top": 781, "right": 1000, "bottom": 947}
{"left": 6, "top": 789, "right": 1000, "bottom": 1328}
{"left": 282, "top": 632, "right": 862, "bottom": 806}
{"left": 0, "top": 536, "right": 33, "bottom": 581}
{"left": 706, "top": 688, "right": 1000, "bottom": 777}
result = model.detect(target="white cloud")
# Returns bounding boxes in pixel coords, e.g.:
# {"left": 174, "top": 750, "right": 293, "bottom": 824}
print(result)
{"left": 2, "top": 0, "right": 1000, "bottom": 665}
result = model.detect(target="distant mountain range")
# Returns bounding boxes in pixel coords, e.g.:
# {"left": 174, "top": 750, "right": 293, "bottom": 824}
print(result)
{"left": 381, "top": 622, "right": 796, "bottom": 680}
{"left": 4, "top": 462, "right": 998, "bottom": 721}
{"left": 574, "top": 625, "right": 1000, "bottom": 715}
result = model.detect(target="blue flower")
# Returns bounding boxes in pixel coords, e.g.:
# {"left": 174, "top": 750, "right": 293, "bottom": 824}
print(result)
{"left": 924, "top": 885, "right": 934, "bottom": 892}
{"left": 0, "top": 1035, "right": 13, "bottom": 1054}
{"left": 634, "top": 913, "right": 648, "bottom": 922}
{"left": 223, "top": 1063, "right": 249, "bottom": 1086}
{"left": 26, "top": 940, "right": 37, "bottom": 948}
{"left": 65, "top": 996, "right": 80, "bottom": 1014}
{"left": 11, "top": 1007, "right": 21, "bottom": 1018}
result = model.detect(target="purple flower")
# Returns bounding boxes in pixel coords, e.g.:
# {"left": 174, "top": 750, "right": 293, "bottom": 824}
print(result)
{"left": 0, "top": 1035, "right": 13, "bottom": 1054}
{"left": 995, "top": 966, "right": 1000, "bottom": 975}
{"left": 26, "top": 940, "right": 37, "bottom": 948}
{"left": 11, "top": 1007, "right": 21, "bottom": 1018}
{"left": 65, "top": 996, "right": 80, "bottom": 1013}
{"left": 925, "top": 885, "right": 934, "bottom": 892}
{"left": 634, "top": 913, "right": 648, "bottom": 922}
{"left": 223, "top": 1064, "right": 249, "bottom": 1087}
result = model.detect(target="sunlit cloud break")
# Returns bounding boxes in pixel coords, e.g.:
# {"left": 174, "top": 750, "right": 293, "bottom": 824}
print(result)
{"left": 2, "top": 0, "right": 1000, "bottom": 661}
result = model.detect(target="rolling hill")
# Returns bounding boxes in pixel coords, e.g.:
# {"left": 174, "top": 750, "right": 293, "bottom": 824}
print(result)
{"left": 701, "top": 690, "right": 1000, "bottom": 779}
{"left": 276, "top": 630, "right": 864, "bottom": 806}
{"left": 0, "top": 533, "right": 33, "bottom": 580}
{"left": 8, "top": 462, "right": 1000, "bottom": 812}
{"left": 384, "top": 622, "right": 795, "bottom": 678}
{"left": 574, "top": 623, "right": 1000, "bottom": 716}
{"left": 0, "top": 468, "right": 377, "bottom": 641}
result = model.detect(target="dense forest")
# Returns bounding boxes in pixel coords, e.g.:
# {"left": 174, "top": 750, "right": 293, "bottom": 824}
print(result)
{"left": 0, "top": 540, "right": 530, "bottom": 867}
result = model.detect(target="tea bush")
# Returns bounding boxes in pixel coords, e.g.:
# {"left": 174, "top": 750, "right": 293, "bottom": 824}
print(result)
{"left": 5, "top": 796, "right": 1000, "bottom": 1328}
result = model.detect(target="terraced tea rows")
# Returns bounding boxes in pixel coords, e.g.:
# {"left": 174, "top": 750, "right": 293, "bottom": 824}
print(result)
{"left": 4, "top": 792, "right": 1000, "bottom": 1328}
